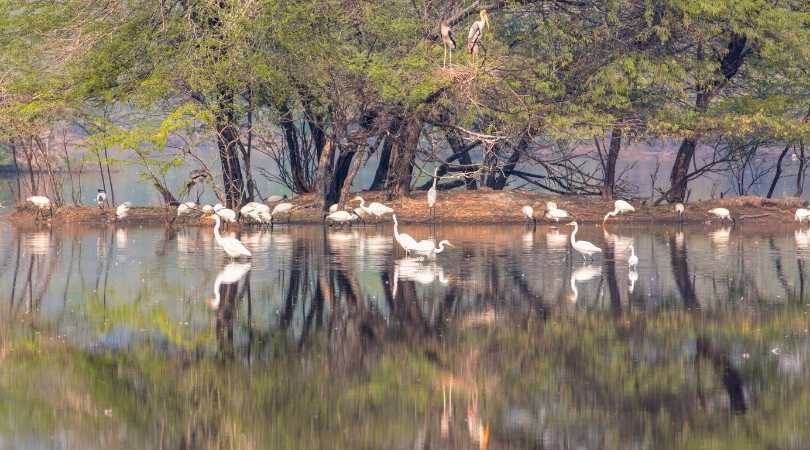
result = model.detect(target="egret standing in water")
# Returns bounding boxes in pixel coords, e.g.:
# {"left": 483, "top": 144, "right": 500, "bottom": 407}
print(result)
{"left": 708, "top": 207, "right": 734, "bottom": 223}
{"left": 675, "top": 203, "right": 685, "bottom": 220}
{"left": 521, "top": 205, "right": 535, "bottom": 226}
{"left": 566, "top": 221, "right": 602, "bottom": 262}
{"left": 351, "top": 196, "right": 394, "bottom": 223}
{"left": 467, "top": 9, "right": 490, "bottom": 66}
{"left": 440, "top": 20, "right": 456, "bottom": 68}
{"left": 628, "top": 244, "right": 638, "bottom": 268}
{"left": 392, "top": 214, "right": 418, "bottom": 255}
{"left": 411, "top": 239, "right": 454, "bottom": 258}
{"left": 427, "top": 168, "right": 439, "bottom": 220}
{"left": 210, "top": 214, "right": 252, "bottom": 258}
{"left": 603, "top": 200, "right": 635, "bottom": 224}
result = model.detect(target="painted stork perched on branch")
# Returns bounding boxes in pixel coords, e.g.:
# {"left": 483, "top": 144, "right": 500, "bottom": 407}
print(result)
{"left": 440, "top": 20, "right": 456, "bottom": 68}
{"left": 467, "top": 9, "right": 490, "bottom": 65}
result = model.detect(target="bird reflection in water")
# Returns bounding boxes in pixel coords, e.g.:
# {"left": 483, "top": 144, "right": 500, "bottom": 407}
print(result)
{"left": 393, "top": 257, "right": 450, "bottom": 297}
{"left": 710, "top": 227, "right": 731, "bottom": 249}
{"left": 206, "top": 262, "right": 252, "bottom": 310}
{"left": 545, "top": 228, "right": 568, "bottom": 252}
{"left": 568, "top": 264, "right": 601, "bottom": 303}
{"left": 795, "top": 228, "right": 810, "bottom": 253}
{"left": 628, "top": 268, "right": 638, "bottom": 293}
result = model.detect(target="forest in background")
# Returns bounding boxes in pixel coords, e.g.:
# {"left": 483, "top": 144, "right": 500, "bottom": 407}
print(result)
{"left": 1, "top": 0, "right": 809, "bottom": 209}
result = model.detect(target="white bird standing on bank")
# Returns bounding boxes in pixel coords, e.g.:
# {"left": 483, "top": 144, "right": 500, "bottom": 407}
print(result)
{"left": 211, "top": 214, "right": 251, "bottom": 258}
{"left": 411, "top": 239, "right": 454, "bottom": 258}
{"left": 795, "top": 208, "right": 810, "bottom": 223}
{"left": 567, "top": 221, "right": 602, "bottom": 262}
{"left": 216, "top": 207, "right": 237, "bottom": 223}
{"left": 201, "top": 204, "right": 214, "bottom": 214}
{"left": 521, "top": 205, "right": 535, "bottom": 226}
{"left": 27, "top": 195, "right": 52, "bottom": 220}
{"left": 427, "top": 168, "right": 439, "bottom": 219}
{"left": 272, "top": 202, "right": 294, "bottom": 222}
{"left": 545, "top": 201, "right": 570, "bottom": 224}
{"left": 628, "top": 244, "right": 638, "bottom": 268}
{"left": 326, "top": 210, "right": 358, "bottom": 226}
{"left": 708, "top": 207, "right": 734, "bottom": 223}
{"left": 115, "top": 202, "right": 131, "bottom": 220}
{"left": 177, "top": 203, "right": 193, "bottom": 216}
{"left": 266, "top": 194, "right": 285, "bottom": 203}
{"left": 96, "top": 189, "right": 107, "bottom": 209}
{"left": 440, "top": 20, "right": 456, "bottom": 67}
{"left": 329, "top": 203, "right": 339, "bottom": 213}
{"left": 467, "top": 9, "right": 490, "bottom": 65}
{"left": 392, "top": 214, "right": 418, "bottom": 255}
{"left": 352, "top": 196, "right": 394, "bottom": 223}
{"left": 206, "top": 262, "right": 252, "bottom": 310}
{"left": 603, "top": 199, "right": 635, "bottom": 224}
{"left": 675, "top": 203, "right": 685, "bottom": 219}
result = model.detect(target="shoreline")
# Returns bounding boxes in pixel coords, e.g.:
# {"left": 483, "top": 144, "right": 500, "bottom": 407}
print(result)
{"left": 6, "top": 191, "right": 807, "bottom": 228}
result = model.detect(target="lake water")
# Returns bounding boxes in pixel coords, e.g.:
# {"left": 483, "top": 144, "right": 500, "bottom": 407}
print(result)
{"left": 0, "top": 218, "right": 809, "bottom": 449}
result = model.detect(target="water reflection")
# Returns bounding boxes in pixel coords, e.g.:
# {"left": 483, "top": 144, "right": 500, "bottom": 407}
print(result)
{"left": 0, "top": 223, "right": 809, "bottom": 449}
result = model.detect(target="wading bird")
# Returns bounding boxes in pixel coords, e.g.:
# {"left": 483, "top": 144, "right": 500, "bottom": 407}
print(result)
{"left": 216, "top": 207, "right": 237, "bottom": 223}
{"left": 440, "top": 20, "right": 456, "bottom": 67}
{"left": 115, "top": 202, "right": 131, "bottom": 220}
{"left": 392, "top": 214, "right": 418, "bottom": 255}
{"left": 326, "top": 210, "right": 358, "bottom": 226}
{"left": 177, "top": 203, "right": 193, "bottom": 216}
{"left": 206, "top": 262, "right": 252, "bottom": 310}
{"left": 628, "top": 244, "right": 638, "bottom": 268}
{"left": 545, "top": 201, "right": 570, "bottom": 224}
{"left": 603, "top": 199, "right": 635, "bottom": 224}
{"left": 567, "top": 221, "right": 602, "bottom": 262}
{"left": 521, "top": 205, "right": 535, "bottom": 226}
{"left": 467, "top": 9, "right": 490, "bottom": 66}
{"left": 201, "top": 204, "right": 214, "bottom": 214}
{"left": 427, "top": 168, "right": 439, "bottom": 219}
{"left": 27, "top": 196, "right": 52, "bottom": 220}
{"left": 795, "top": 208, "right": 810, "bottom": 223}
{"left": 96, "top": 189, "right": 107, "bottom": 209}
{"left": 675, "top": 203, "right": 685, "bottom": 220}
{"left": 210, "top": 214, "right": 251, "bottom": 258}
{"left": 708, "top": 207, "right": 734, "bottom": 223}
{"left": 411, "top": 239, "right": 454, "bottom": 258}
{"left": 271, "top": 202, "right": 294, "bottom": 222}
{"left": 329, "top": 203, "right": 339, "bottom": 213}
{"left": 352, "top": 196, "right": 394, "bottom": 223}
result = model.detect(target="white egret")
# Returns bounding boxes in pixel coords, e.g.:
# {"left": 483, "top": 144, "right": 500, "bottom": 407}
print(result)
{"left": 183, "top": 201, "right": 196, "bottom": 209}
{"left": 392, "top": 214, "right": 418, "bottom": 255}
{"left": 216, "top": 207, "right": 237, "bottom": 223}
{"left": 329, "top": 203, "right": 339, "bottom": 213}
{"left": 411, "top": 239, "right": 453, "bottom": 258}
{"left": 467, "top": 9, "right": 490, "bottom": 65}
{"left": 352, "top": 196, "right": 394, "bottom": 223}
{"left": 27, "top": 196, "right": 51, "bottom": 209}
{"left": 201, "top": 204, "right": 214, "bottom": 214}
{"left": 603, "top": 199, "right": 635, "bottom": 224}
{"left": 210, "top": 214, "right": 251, "bottom": 258}
{"left": 545, "top": 201, "right": 570, "bottom": 224}
{"left": 708, "top": 207, "right": 734, "bottom": 223}
{"left": 213, "top": 203, "right": 224, "bottom": 212}
{"left": 177, "top": 203, "right": 193, "bottom": 216}
{"left": 675, "top": 203, "right": 685, "bottom": 219}
{"left": 206, "top": 262, "right": 252, "bottom": 310}
{"left": 566, "top": 221, "right": 602, "bottom": 262}
{"left": 628, "top": 269, "right": 638, "bottom": 294}
{"left": 266, "top": 194, "right": 285, "bottom": 203}
{"left": 795, "top": 208, "right": 810, "bottom": 223}
{"left": 521, "top": 205, "right": 535, "bottom": 226}
{"left": 440, "top": 20, "right": 456, "bottom": 67}
{"left": 628, "top": 244, "right": 638, "bottom": 268}
{"left": 115, "top": 202, "right": 131, "bottom": 220}
{"left": 326, "top": 210, "right": 358, "bottom": 226}
{"left": 427, "top": 168, "right": 439, "bottom": 219}
{"left": 96, "top": 189, "right": 107, "bottom": 208}
{"left": 272, "top": 202, "right": 294, "bottom": 222}
{"left": 568, "top": 264, "right": 601, "bottom": 303}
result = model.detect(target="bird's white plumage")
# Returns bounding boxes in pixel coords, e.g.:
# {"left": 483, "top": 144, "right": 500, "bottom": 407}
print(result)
{"left": 392, "top": 214, "right": 418, "bottom": 254}
{"left": 96, "top": 191, "right": 107, "bottom": 207}
{"left": 569, "top": 264, "right": 601, "bottom": 303}
{"left": 568, "top": 221, "right": 602, "bottom": 261}
{"left": 272, "top": 202, "right": 294, "bottom": 216}
{"left": 708, "top": 207, "right": 732, "bottom": 222}
{"left": 329, "top": 203, "right": 339, "bottom": 213}
{"left": 603, "top": 199, "right": 635, "bottom": 223}
{"left": 427, "top": 168, "right": 439, "bottom": 211}
{"left": 183, "top": 201, "right": 196, "bottom": 209}
{"left": 521, "top": 205, "right": 534, "bottom": 221}
{"left": 411, "top": 239, "right": 453, "bottom": 258}
{"left": 545, "top": 202, "right": 570, "bottom": 223}
{"left": 795, "top": 208, "right": 810, "bottom": 223}
{"left": 115, "top": 202, "right": 131, "bottom": 219}
{"left": 213, "top": 203, "right": 224, "bottom": 212}
{"left": 326, "top": 210, "right": 357, "bottom": 224}
{"left": 216, "top": 208, "right": 237, "bottom": 223}
{"left": 675, "top": 203, "right": 685, "bottom": 215}
{"left": 211, "top": 214, "right": 251, "bottom": 258}
{"left": 352, "top": 196, "right": 394, "bottom": 221}
{"left": 628, "top": 244, "right": 638, "bottom": 268}
{"left": 266, "top": 195, "right": 284, "bottom": 203}
{"left": 201, "top": 204, "right": 214, "bottom": 214}
{"left": 27, "top": 196, "right": 51, "bottom": 208}
{"left": 177, "top": 204, "right": 192, "bottom": 216}
{"left": 207, "top": 262, "right": 252, "bottom": 309}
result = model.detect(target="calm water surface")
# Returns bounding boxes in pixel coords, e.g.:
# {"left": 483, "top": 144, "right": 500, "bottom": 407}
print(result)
{"left": 1, "top": 218, "right": 809, "bottom": 449}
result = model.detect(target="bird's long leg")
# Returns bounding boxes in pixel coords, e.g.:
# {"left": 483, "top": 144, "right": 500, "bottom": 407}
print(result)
{"left": 449, "top": 48, "right": 453, "bottom": 66}
{"left": 443, "top": 45, "right": 447, "bottom": 68}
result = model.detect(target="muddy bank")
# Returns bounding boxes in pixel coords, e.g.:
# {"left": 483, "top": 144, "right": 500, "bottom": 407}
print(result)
{"left": 7, "top": 191, "right": 808, "bottom": 227}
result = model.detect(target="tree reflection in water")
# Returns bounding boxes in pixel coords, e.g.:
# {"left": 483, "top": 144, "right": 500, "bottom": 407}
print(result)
{"left": 0, "top": 224, "right": 808, "bottom": 449}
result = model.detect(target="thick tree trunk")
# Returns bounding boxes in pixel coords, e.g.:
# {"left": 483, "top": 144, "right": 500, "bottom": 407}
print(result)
{"left": 385, "top": 116, "right": 422, "bottom": 199}
{"left": 797, "top": 141, "right": 807, "bottom": 197}
{"left": 370, "top": 118, "right": 401, "bottom": 191}
{"left": 445, "top": 130, "right": 478, "bottom": 190}
{"left": 667, "top": 35, "right": 748, "bottom": 203}
{"left": 315, "top": 137, "right": 336, "bottom": 210}
{"left": 328, "top": 150, "right": 356, "bottom": 206}
{"left": 601, "top": 126, "right": 622, "bottom": 200}
{"left": 766, "top": 142, "right": 792, "bottom": 198}
{"left": 215, "top": 90, "right": 246, "bottom": 208}
{"left": 339, "top": 147, "right": 366, "bottom": 208}
{"left": 280, "top": 101, "right": 310, "bottom": 193}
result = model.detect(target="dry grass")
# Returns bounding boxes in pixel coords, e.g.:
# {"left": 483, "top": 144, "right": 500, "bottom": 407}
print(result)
{"left": 7, "top": 192, "right": 808, "bottom": 227}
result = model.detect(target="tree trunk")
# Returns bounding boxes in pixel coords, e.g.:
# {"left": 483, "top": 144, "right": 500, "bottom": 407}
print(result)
{"left": 667, "top": 35, "right": 748, "bottom": 203}
{"left": 314, "top": 137, "right": 336, "bottom": 210}
{"left": 215, "top": 89, "right": 246, "bottom": 208}
{"left": 385, "top": 116, "right": 422, "bottom": 199}
{"left": 280, "top": 101, "right": 310, "bottom": 193}
{"left": 328, "top": 150, "right": 356, "bottom": 206}
{"left": 369, "top": 137, "right": 393, "bottom": 191}
{"left": 766, "top": 142, "right": 791, "bottom": 198}
{"left": 445, "top": 130, "right": 478, "bottom": 190}
{"left": 601, "top": 126, "right": 622, "bottom": 200}
{"left": 797, "top": 141, "right": 806, "bottom": 197}
{"left": 339, "top": 147, "right": 366, "bottom": 208}
{"left": 241, "top": 88, "right": 256, "bottom": 202}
